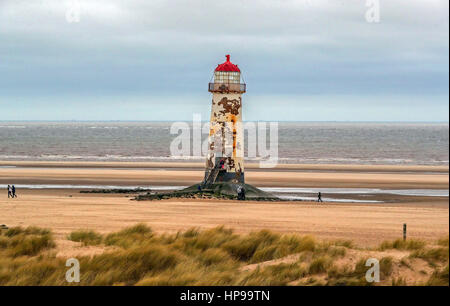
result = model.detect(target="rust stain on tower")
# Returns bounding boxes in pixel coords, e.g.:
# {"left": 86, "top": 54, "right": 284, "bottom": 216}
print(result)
{"left": 204, "top": 55, "right": 246, "bottom": 185}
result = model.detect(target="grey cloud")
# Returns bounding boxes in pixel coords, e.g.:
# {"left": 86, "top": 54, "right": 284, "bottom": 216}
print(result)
{"left": 0, "top": 0, "right": 448, "bottom": 120}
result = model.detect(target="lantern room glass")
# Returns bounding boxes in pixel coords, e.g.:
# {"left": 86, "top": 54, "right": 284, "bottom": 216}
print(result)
{"left": 214, "top": 71, "right": 241, "bottom": 84}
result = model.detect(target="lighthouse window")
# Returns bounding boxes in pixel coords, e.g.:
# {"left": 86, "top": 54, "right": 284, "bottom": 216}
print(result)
{"left": 214, "top": 72, "right": 241, "bottom": 84}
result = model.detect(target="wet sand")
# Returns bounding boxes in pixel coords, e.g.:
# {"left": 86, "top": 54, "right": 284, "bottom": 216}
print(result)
{"left": 0, "top": 162, "right": 448, "bottom": 189}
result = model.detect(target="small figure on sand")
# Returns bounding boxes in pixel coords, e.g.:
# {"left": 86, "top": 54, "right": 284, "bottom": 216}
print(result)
{"left": 237, "top": 186, "right": 246, "bottom": 201}
{"left": 317, "top": 192, "right": 323, "bottom": 202}
{"left": 7, "top": 185, "right": 17, "bottom": 198}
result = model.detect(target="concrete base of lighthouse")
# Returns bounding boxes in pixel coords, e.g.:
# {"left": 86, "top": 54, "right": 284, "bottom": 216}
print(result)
{"left": 135, "top": 182, "right": 279, "bottom": 201}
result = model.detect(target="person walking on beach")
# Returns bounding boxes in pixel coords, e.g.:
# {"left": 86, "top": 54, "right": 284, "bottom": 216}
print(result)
{"left": 237, "top": 186, "right": 246, "bottom": 201}
{"left": 11, "top": 185, "right": 17, "bottom": 198}
{"left": 237, "top": 186, "right": 242, "bottom": 200}
{"left": 7, "top": 185, "right": 11, "bottom": 198}
{"left": 317, "top": 192, "right": 323, "bottom": 202}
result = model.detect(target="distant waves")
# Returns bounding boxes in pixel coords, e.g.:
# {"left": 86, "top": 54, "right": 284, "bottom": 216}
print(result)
{"left": 0, "top": 122, "right": 448, "bottom": 165}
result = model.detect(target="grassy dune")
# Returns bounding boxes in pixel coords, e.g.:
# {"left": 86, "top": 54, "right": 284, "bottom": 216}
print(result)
{"left": 0, "top": 225, "right": 448, "bottom": 286}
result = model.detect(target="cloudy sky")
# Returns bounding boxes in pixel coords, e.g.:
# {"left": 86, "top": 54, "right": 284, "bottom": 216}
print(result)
{"left": 0, "top": 0, "right": 448, "bottom": 121}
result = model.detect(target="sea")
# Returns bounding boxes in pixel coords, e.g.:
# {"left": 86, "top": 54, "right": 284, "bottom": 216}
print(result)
{"left": 0, "top": 121, "right": 448, "bottom": 165}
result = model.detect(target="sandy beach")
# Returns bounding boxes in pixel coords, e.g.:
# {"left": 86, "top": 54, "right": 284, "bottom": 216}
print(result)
{"left": 0, "top": 161, "right": 448, "bottom": 247}
{"left": 1, "top": 188, "right": 448, "bottom": 246}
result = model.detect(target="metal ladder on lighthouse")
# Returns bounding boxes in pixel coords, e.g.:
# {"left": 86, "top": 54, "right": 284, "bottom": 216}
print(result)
{"left": 203, "top": 164, "right": 221, "bottom": 187}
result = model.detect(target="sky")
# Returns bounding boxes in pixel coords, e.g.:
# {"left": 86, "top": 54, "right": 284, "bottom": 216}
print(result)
{"left": 0, "top": 0, "right": 448, "bottom": 121}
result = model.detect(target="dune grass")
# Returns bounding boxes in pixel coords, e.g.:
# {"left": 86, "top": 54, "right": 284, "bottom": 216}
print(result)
{"left": 308, "top": 256, "right": 333, "bottom": 274}
{"left": 426, "top": 265, "right": 449, "bottom": 286}
{"left": 104, "top": 223, "right": 153, "bottom": 248}
{"left": 379, "top": 238, "right": 426, "bottom": 251}
{"left": 238, "top": 263, "right": 308, "bottom": 286}
{"left": 68, "top": 230, "right": 103, "bottom": 246}
{"left": 0, "top": 226, "right": 55, "bottom": 257}
{"left": 410, "top": 246, "right": 449, "bottom": 263}
{"left": 437, "top": 236, "right": 449, "bottom": 247}
{"left": 3, "top": 226, "right": 51, "bottom": 238}
{"left": 0, "top": 225, "right": 448, "bottom": 286}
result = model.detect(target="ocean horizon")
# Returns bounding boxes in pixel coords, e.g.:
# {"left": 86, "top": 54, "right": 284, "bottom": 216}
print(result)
{"left": 1, "top": 121, "right": 448, "bottom": 165}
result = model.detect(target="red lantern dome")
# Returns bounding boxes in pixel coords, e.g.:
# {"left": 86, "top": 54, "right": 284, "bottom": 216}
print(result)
{"left": 215, "top": 55, "right": 240, "bottom": 72}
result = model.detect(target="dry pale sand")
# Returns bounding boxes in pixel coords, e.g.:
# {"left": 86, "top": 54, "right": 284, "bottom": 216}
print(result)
{"left": 0, "top": 189, "right": 448, "bottom": 247}
{"left": 0, "top": 162, "right": 448, "bottom": 247}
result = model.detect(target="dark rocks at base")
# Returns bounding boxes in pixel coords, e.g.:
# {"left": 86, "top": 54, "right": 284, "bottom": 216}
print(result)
{"left": 134, "top": 182, "right": 280, "bottom": 202}
{"left": 80, "top": 188, "right": 152, "bottom": 194}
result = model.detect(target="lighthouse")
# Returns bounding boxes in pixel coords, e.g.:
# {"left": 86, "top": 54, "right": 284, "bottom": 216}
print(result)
{"left": 146, "top": 54, "right": 276, "bottom": 200}
{"left": 203, "top": 55, "right": 246, "bottom": 186}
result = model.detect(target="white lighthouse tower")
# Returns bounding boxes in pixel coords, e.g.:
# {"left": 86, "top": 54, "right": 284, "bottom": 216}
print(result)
{"left": 203, "top": 55, "right": 246, "bottom": 186}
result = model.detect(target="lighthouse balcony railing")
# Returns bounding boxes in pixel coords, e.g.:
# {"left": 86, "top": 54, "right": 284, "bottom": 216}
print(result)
{"left": 208, "top": 83, "right": 246, "bottom": 93}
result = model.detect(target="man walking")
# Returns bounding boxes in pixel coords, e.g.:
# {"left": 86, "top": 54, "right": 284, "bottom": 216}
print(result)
{"left": 237, "top": 186, "right": 243, "bottom": 200}
{"left": 7, "top": 185, "right": 11, "bottom": 198}
{"left": 237, "top": 186, "right": 246, "bottom": 201}
{"left": 241, "top": 187, "right": 246, "bottom": 201}
{"left": 317, "top": 192, "right": 323, "bottom": 203}
{"left": 11, "top": 185, "right": 17, "bottom": 198}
